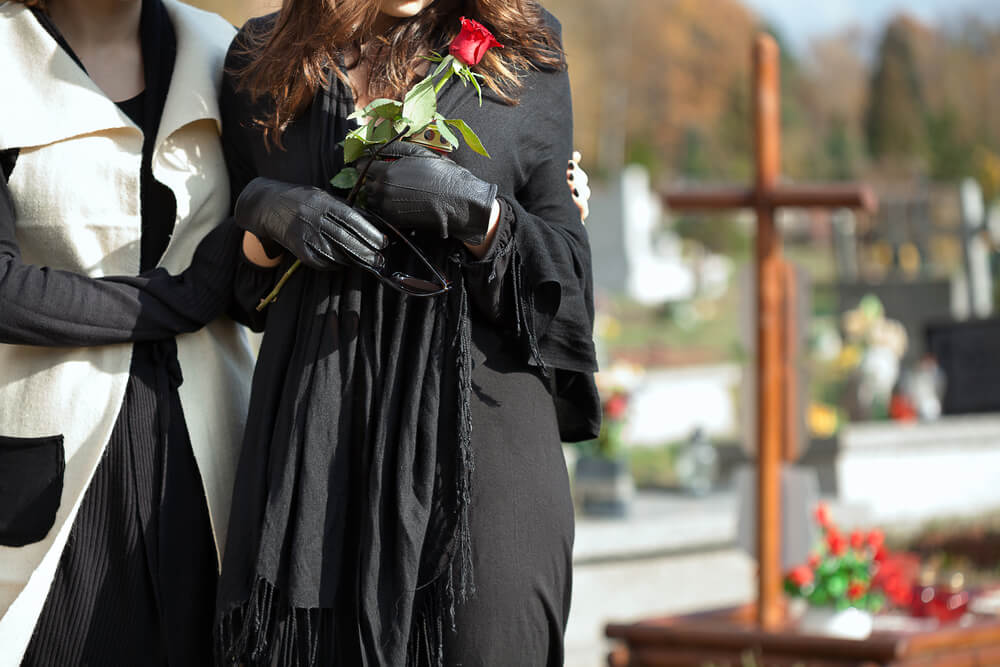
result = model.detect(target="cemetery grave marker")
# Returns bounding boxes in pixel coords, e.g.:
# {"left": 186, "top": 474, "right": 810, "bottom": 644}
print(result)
{"left": 656, "top": 34, "right": 876, "bottom": 629}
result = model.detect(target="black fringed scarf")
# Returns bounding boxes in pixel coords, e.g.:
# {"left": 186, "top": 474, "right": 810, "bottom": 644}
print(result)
{"left": 215, "top": 68, "right": 479, "bottom": 667}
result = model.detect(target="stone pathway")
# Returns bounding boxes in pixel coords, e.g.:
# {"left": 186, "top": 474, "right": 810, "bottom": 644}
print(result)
{"left": 567, "top": 492, "right": 751, "bottom": 666}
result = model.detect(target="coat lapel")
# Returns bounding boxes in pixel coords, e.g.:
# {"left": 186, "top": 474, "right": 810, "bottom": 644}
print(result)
{"left": 156, "top": 0, "right": 232, "bottom": 149}
{"left": 0, "top": 1, "right": 232, "bottom": 154}
{"left": 0, "top": 2, "right": 136, "bottom": 151}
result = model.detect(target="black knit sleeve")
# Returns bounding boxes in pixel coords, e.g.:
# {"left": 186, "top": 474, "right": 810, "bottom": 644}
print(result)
{"left": 0, "top": 174, "right": 249, "bottom": 346}
{"left": 218, "top": 21, "right": 286, "bottom": 331}
{"left": 464, "top": 54, "right": 601, "bottom": 441}
{"left": 461, "top": 199, "right": 515, "bottom": 324}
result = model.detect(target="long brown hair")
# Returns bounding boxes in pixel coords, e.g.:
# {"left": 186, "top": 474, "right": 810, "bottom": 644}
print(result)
{"left": 8, "top": 0, "right": 46, "bottom": 8}
{"left": 236, "top": 0, "right": 565, "bottom": 145}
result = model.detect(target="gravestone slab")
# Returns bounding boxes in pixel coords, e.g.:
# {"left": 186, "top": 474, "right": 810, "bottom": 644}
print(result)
{"left": 836, "top": 414, "right": 1000, "bottom": 524}
{"left": 733, "top": 464, "right": 820, "bottom": 571}
{"left": 926, "top": 317, "right": 1000, "bottom": 415}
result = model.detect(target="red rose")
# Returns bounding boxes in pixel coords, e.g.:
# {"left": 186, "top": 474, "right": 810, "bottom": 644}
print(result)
{"left": 847, "top": 580, "right": 868, "bottom": 601}
{"left": 873, "top": 545, "right": 888, "bottom": 563}
{"left": 850, "top": 530, "right": 865, "bottom": 551}
{"left": 449, "top": 17, "right": 503, "bottom": 67}
{"left": 813, "top": 502, "right": 832, "bottom": 530}
{"left": 808, "top": 553, "right": 821, "bottom": 569}
{"left": 867, "top": 529, "right": 885, "bottom": 551}
{"left": 788, "top": 565, "right": 814, "bottom": 587}
{"left": 827, "top": 530, "right": 847, "bottom": 556}
{"left": 604, "top": 393, "right": 628, "bottom": 420}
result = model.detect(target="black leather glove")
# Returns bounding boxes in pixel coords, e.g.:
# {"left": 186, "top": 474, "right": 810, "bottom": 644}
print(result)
{"left": 234, "top": 177, "right": 388, "bottom": 272}
{"left": 361, "top": 142, "right": 498, "bottom": 245}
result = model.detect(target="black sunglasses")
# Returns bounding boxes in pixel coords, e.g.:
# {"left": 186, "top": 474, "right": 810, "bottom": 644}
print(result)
{"left": 365, "top": 212, "right": 452, "bottom": 297}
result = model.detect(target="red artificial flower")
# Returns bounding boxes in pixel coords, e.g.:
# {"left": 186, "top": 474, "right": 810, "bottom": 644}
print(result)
{"left": 889, "top": 393, "right": 918, "bottom": 421}
{"left": 827, "top": 530, "right": 847, "bottom": 556}
{"left": 873, "top": 545, "right": 888, "bottom": 563}
{"left": 847, "top": 580, "right": 868, "bottom": 601}
{"left": 850, "top": 530, "right": 865, "bottom": 551}
{"left": 867, "top": 529, "right": 885, "bottom": 551}
{"left": 813, "top": 502, "right": 832, "bottom": 530}
{"left": 788, "top": 565, "right": 814, "bottom": 587}
{"left": 449, "top": 17, "right": 504, "bottom": 67}
{"left": 879, "top": 573, "right": 912, "bottom": 607}
{"left": 808, "top": 553, "right": 821, "bottom": 569}
{"left": 872, "top": 552, "right": 919, "bottom": 607}
{"left": 604, "top": 393, "right": 628, "bottom": 420}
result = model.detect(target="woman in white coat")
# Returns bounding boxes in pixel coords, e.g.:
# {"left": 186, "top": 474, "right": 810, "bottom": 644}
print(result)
{"left": 0, "top": 0, "right": 281, "bottom": 663}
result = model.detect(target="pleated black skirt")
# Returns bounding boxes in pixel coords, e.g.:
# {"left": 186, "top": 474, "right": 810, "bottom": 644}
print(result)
{"left": 21, "top": 342, "right": 218, "bottom": 666}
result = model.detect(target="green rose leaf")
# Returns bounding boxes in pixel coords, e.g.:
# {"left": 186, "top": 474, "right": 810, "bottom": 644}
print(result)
{"left": 343, "top": 136, "right": 366, "bottom": 164}
{"left": 392, "top": 118, "right": 410, "bottom": 135}
{"left": 348, "top": 99, "right": 403, "bottom": 123}
{"left": 826, "top": 573, "right": 848, "bottom": 599}
{"left": 445, "top": 118, "right": 490, "bottom": 158}
{"left": 331, "top": 167, "right": 359, "bottom": 190}
{"left": 469, "top": 73, "right": 483, "bottom": 105}
{"left": 371, "top": 120, "right": 396, "bottom": 144}
{"left": 434, "top": 119, "right": 459, "bottom": 149}
{"left": 402, "top": 77, "right": 437, "bottom": 135}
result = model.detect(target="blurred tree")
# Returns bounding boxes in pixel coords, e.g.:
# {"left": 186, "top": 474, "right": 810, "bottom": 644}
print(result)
{"left": 865, "top": 15, "right": 931, "bottom": 169}
{"left": 926, "top": 107, "right": 975, "bottom": 181}
{"left": 824, "top": 115, "right": 860, "bottom": 180}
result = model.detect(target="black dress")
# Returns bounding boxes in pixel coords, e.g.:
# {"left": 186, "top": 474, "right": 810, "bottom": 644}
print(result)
{"left": 0, "top": 4, "right": 274, "bottom": 665}
{"left": 215, "top": 11, "right": 600, "bottom": 667}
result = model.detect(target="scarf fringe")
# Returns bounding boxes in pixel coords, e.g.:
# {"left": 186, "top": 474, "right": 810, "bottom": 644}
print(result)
{"left": 453, "top": 277, "right": 476, "bottom": 603}
{"left": 510, "top": 246, "right": 548, "bottom": 377}
{"left": 216, "top": 576, "right": 332, "bottom": 666}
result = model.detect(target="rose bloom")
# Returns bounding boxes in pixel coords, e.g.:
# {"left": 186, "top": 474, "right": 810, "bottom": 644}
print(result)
{"left": 847, "top": 580, "right": 868, "bottom": 601}
{"left": 814, "top": 502, "right": 832, "bottom": 529}
{"left": 873, "top": 552, "right": 919, "bottom": 607}
{"left": 867, "top": 529, "right": 885, "bottom": 551}
{"left": 788, "top": 565, "right": 814, "bottom": 587}
{"left": 808, "top": 553, "right": 821, "bottom": 569}
{"left": 827, "top": 530, "right": 847, "bottom": 556}
{"left": 449, "top": 17, "right": 503, "bottom": 67}
{"left": 604, "top": 393, "right": 627, "bottom": 420}
{"left": 850, "top": 530, "right": 865, "bottom": 551}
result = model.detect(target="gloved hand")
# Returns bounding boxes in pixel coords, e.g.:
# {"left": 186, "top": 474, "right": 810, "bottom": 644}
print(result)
{"left": 361, "top": 141, "right": 498, "bottom": 245}
{"left": 234, "top": 177, "right": 388, "bottom": 272}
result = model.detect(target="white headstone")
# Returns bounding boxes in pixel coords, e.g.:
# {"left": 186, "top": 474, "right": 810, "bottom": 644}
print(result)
{"left": 958, "top": 178, "right": 994, "bottom": 318}
{"left": 832, "top": 209, "right": 859, "bottom": 281}
{"left": 622, "top": 166, "right": 696, "bottom": 305}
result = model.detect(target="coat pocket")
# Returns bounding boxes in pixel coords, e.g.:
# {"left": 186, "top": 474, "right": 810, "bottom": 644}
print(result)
{"left": 0, "top": 435, "right": 65, "bottom": 547}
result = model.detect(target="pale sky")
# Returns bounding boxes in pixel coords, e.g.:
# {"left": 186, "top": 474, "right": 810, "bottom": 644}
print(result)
{"left": 741, "top": 0, "right": 1000, "bottom": 52}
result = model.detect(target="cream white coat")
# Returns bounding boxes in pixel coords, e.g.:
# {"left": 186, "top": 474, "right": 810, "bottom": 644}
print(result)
{"left": 0, "top": 2, "right": 250, "bottom": 663}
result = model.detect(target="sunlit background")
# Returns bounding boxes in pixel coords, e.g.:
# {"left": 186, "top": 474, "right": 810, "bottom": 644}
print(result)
{"left": 189, "top": 1, "right": 1000, "bottom": 664}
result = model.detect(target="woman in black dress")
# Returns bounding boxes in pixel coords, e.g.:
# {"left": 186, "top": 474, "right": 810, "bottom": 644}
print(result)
{"left": 216, "top": 1, "right": 600, "bottom": 665}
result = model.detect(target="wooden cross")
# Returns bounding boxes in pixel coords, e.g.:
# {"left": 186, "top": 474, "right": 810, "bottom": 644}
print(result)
{"left": 661, "top": 35, "right": 877, "bottom": 630}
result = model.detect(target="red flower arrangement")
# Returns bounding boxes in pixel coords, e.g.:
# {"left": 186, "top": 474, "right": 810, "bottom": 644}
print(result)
{"left": 785, "top": 502, "right": 916, "bottom": 612}
{"left": 595, "top": 391, "right": 629, "bottom": 458}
